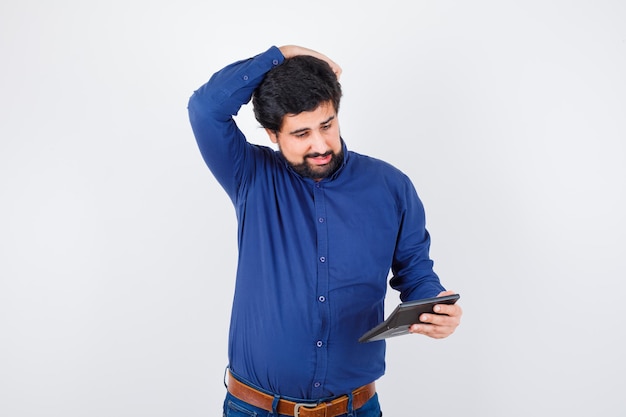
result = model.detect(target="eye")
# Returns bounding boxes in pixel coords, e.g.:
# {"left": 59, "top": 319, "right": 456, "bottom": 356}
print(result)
{"left": 295, "top": 131, "right": 309, "bottom": 139}
{"left": 321, "top": 123, "right": 331, "bottom": 130}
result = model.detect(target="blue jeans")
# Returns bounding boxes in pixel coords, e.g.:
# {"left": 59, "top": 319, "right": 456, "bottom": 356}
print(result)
{"left": 223, "top": 392, "right": 383, "bottom": 417}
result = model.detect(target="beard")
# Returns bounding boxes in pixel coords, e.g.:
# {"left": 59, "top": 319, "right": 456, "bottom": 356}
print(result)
{"left": 287, "top": 148, "right": 344, "bottom": 180}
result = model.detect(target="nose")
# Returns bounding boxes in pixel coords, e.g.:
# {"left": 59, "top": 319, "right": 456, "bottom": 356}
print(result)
{"left": 308, "top": 131, "right": 328, "bottom": 155}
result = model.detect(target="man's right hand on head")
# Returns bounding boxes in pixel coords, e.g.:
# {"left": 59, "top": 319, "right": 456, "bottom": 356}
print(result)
{"left": 278, "top": 45, "right": 342, "bottom": 79}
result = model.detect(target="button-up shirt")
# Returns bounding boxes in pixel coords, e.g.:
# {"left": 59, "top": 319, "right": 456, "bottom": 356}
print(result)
{"left": 187, "top": 46, "right": 445, "bottom": 400}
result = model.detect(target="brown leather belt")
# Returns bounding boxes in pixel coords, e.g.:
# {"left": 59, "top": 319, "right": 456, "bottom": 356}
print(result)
{"left": 226, "top": 370, "right": 376, "bottom": 417}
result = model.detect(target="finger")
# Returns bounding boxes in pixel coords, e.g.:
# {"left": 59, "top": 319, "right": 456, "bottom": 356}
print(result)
{"left": 439, "top": 303, "right": 463, "bottom": 320}
{"left": 327, "top": 62, "right": 342, "bottom": 79}
{"left": 433, "top": 303, "right": 457, "bottom": 315}
{"left": 417, "top": 310, "right": 460, "bottom": 334}
{"left": 409, "top": 323, "right": 451, "bottom": 339}
{"left": 420, "top": 312, "right": 453, "bottom": 326}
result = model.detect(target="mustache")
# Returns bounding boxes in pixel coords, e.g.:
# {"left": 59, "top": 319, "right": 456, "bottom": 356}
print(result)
{"left": 305, "top": 151, "right": 333, "bottom": 159}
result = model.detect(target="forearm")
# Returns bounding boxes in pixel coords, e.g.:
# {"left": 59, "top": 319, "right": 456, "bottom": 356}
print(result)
{"left": 188, "top": 46, "right": 284, "bottom": 119}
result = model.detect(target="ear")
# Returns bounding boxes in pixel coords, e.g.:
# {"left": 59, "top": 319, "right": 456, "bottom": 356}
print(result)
{"left": 265, "top": 128, "right": 279, "bottom": 144}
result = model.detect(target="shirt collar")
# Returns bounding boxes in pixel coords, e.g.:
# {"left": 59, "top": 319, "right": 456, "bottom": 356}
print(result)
{"left": 326, "top": 138, "right": 349, "bottom": 181}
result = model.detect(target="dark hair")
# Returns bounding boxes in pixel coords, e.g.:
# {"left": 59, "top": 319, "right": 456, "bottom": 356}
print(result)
{"left": 252, "top": 55, "right": 342, "bottom": 132}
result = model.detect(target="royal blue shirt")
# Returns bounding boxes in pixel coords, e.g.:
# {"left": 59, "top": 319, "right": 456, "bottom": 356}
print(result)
{"left": 187, "top": 46, "right": 445, "bottom": 400}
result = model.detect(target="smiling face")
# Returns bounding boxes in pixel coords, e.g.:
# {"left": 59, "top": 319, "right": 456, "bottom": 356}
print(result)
{"left": 266, "top": 101, "right": 343, "bottom": 181}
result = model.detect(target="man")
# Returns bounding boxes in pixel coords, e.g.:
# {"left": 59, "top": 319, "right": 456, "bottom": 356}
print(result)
{"left": 187, "top": 45, "right": 462, "bottom": 417}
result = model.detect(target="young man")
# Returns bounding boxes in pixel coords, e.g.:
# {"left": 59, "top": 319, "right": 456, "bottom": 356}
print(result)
{"left": 187, "top": 45, "right": 462, "bottom": 417}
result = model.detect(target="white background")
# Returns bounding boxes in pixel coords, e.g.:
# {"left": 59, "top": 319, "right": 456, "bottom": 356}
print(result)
{"left": 1, "top": 1, "right": 625, "bottom": 416}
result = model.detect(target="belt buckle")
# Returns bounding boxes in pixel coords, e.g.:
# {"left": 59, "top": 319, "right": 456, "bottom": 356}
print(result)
{"left": 294, "top": 402, "right": 321, "bottom": 417}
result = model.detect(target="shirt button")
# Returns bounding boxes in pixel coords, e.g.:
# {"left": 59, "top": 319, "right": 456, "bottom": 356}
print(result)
{"left": 314, "top": 382, "right": 321, "bottom": 388}
{"left": 242, "top": 75, "right": 249, "bottom": 81}
{"left": 272, "top": 59, "right": 279, "bottom": 65}
{"left": 316, "top": 340, "right": 323, "bottom": 347}
{"left": 319, "top": 256, "right": 326, "bottom": 263}
{"left": 318, "top": 217, "right": 325, "bottom": 223}
{"left": 318, "top": 295, "right": 326, "bottom": 302}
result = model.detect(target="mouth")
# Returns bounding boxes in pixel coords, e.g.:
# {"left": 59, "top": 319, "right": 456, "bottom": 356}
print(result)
{"left": 307, "top": 152, "right": 333, "bottom": 166}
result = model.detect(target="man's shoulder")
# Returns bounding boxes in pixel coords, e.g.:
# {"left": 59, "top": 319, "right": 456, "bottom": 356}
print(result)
{"left": 348, "top": 150, "right": 410, "bottom": 179}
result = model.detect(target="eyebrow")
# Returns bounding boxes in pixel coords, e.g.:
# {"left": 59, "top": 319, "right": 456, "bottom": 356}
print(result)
{"left": 288, "top": 115, "right": 335, "bottom": 135}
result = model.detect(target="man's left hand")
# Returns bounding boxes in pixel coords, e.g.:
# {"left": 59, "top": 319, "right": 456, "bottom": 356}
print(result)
{"left": 409, "top": 290, "right": 463, "bottom": 339}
